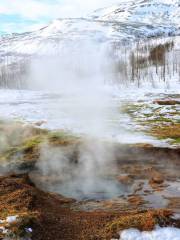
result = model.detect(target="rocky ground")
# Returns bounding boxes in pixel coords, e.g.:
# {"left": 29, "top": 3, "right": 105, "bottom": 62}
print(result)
{"left": 0, "top": 95, "right": 179, "bottom": 239}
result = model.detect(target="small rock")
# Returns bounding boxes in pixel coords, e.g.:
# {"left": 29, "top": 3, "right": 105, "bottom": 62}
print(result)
{"left": 117, "top": 175, "right": 132, "bottom": 185}
{"left": 34, "top": 120, "right": 47, "bottom": 126}
{"left": 149, "top": 176, "right": 164, "bottom": 185}
{"left": 153, "top": 99, "right": 180, "bottom": 105}
{"left": 128, "top": 196, "right": 144, "bottom": 206}
{"left": 111, "top": 233, "right": 120, "bottom": 239}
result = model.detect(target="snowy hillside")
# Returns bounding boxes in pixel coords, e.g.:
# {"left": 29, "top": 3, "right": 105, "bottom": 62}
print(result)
{"left": 0, "top": 0, "right": 179, "bottom": 57}
{"left": 92, "top": 0, "right": 180, "bottom": 27}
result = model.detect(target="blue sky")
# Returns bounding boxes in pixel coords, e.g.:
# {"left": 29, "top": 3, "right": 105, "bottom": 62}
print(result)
{"left": 0, "top": 0, "right": 120, "bottom": 34}
{"left": 0, "top": 13, "right": 49, "bottom": 34}
{"left": 0, "top": 0, "right": 64, "bottom": 33}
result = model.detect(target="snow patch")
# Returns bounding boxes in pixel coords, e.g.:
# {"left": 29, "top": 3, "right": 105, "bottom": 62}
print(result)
{"left": 119, "top": 227, "right": 180, "bottom": 240}
{"left": 6, "top": 215, "right": 18, "bottom": 224}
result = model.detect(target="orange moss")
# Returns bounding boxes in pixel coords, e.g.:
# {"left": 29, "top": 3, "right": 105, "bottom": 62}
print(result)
{"left": 151, "top": 123, "right": 180, "bottom": 139}
{"left": 102, "top": 209, "right": 173, "bottom": 239}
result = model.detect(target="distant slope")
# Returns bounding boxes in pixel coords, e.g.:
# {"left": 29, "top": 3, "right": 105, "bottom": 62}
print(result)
{"left": 0, "top": 0, "right": 179, "bottom": 57}
{"left": 92, "top": 0, "right": 180, "bottom": 26}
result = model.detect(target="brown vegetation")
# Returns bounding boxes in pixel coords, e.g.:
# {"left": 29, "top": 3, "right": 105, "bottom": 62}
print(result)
{"left": 0, "top": 174, "right": 179, "bottom": 240}
{"left": 153, "top": 99, "right": 180, "bottom": 105}
{"left": 151, "top": 123, "right": 180, "bottom": 139}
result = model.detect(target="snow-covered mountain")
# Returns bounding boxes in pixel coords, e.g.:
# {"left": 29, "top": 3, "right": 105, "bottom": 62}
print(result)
{"left": 0, "top": 0, "right": 179, "bottom": 57}
{"left": 92, "top": 0, "right": 180, "bottom": 26}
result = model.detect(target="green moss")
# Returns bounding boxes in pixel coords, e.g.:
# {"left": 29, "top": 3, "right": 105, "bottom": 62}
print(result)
{"left": 154, "top": 116, "right": 173, "bottom": 122}
{"left": 172, "top": 138, "right": 180, "bottom": 145}
{"left": 121, "top": 103, "right": 144, "bottom": 116}
{"left": 0, "top": 122, "right": 80, "bottom": 167}
{"left": 48, "top": 131, "right": 79, "bottom": 144}
{"left": 23, "top": 136, "right": 43, "bottom": 149}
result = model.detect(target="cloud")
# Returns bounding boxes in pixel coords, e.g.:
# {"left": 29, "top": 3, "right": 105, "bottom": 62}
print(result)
{"left": 0, "top": 0, "right": 59, "bottom": 20}
{"left": 0, "top": 0, "right": 122, "bottom": 19}
{"left": 0, "top": 0, "right": 125, "bottom": 33}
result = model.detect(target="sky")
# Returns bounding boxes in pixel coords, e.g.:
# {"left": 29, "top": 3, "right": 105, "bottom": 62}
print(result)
{"left": 0, "top": 0, "right": 122, "bottom": 34}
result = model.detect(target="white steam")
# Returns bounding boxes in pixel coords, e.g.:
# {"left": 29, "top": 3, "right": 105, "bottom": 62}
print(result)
{"left": 28, "top": 41, "right": 116, "bottom": 137}
{"left": 29, "top": 41, "right": 122, "bottom": 199}
{"left": 35, "top": 140, "right": 122, "bottom": 199}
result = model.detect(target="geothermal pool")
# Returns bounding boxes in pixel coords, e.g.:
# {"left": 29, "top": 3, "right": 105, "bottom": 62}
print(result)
{"left": 0, "top": 35, "right": 179, "bottom": 215}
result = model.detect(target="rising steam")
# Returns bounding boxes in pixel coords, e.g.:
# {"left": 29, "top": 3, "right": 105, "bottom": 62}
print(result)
{"left": 27, "top": 40, "right": 122, "bottom": 199}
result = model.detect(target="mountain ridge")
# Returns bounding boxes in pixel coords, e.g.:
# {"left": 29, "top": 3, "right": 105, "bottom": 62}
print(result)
{"left": 0, "top": 0, "right": 179, "bottom": 57}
